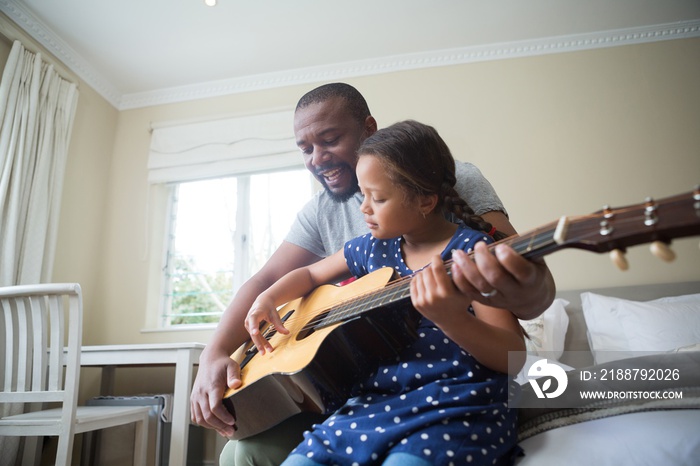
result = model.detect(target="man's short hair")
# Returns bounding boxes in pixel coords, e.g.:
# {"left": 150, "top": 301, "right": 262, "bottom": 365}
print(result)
{"left": 295, "top": 83, "right": 371, "bottom": 126}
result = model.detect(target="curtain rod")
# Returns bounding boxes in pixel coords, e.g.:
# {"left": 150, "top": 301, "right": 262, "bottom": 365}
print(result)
{"left": 0, "top": 14, "right": 79, "bottom": 86}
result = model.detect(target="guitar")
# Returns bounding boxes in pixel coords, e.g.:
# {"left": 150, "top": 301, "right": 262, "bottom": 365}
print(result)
{"left": 223, "top": 188, "right": 700, "bottom": 439}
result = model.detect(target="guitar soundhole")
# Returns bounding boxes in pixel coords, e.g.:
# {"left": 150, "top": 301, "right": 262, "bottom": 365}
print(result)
{"left": 296, "top": 310, "right": 331, "bottom": 341}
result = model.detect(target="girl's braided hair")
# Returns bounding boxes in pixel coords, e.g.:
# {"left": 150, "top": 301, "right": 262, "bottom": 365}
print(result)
{"left": 358, "top": 120, "right": 508, "bottom": 241}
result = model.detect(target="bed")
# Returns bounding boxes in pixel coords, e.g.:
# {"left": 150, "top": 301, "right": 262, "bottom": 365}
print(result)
{"left": 513, "top": 281, "right": 700, "bottom": 466}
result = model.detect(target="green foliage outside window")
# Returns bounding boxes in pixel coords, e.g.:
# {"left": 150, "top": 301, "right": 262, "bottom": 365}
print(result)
{"left": 168, "top": 256, "right": 233, "bottom": 325}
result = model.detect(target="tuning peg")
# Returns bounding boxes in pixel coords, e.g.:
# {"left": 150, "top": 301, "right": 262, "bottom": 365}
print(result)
{"left": 610, "top": 249, "right": 629, "bottom": 271}
{"left": 650, "top": 241, "right": 676, "bottom": 262}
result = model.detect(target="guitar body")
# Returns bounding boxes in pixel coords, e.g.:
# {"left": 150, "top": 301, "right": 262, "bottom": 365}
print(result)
{"left": 223, "top": 266, "right": 421, "bottom": 440}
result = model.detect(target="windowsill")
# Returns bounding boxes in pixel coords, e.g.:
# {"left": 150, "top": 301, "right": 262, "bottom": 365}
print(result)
{"left": 141, "top": 323, "right": 218, "bottom": 333}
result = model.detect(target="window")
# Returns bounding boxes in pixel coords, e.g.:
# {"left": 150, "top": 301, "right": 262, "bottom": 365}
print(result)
{"left": 161, "top": 168, "right": 313, "bottom": 326}
{"left": 147, "top": 110, "right": 308, "bottom": 328}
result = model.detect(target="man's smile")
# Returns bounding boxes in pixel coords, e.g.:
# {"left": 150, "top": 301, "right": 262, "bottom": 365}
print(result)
{"left": 319, "top": 167, "right": 343, "bottom": 183}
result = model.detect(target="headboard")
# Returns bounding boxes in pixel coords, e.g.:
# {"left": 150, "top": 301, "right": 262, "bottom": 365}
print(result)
{"left": 555, "top": 280, "right": 700, "bottom": 367}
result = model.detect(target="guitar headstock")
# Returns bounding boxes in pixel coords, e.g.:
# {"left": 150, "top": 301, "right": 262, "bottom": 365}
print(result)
{"left": 552, "top": 187, "right": 700, "bottom": 269}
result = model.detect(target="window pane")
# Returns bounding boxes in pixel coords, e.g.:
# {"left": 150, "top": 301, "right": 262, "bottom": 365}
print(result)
{"left": 247, "top": 170, "right": 313, "bottom": 276}
{"left": 163, "top": 168, "right": 312, "bottom": 326}
{"left": 167, "top": 178, "right": 237, "bottom": 325}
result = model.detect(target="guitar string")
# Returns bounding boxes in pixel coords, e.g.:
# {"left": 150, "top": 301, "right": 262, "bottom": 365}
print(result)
{"left": 287, "top": 225, "right": 561, "bottom": 333}
{"left": 292, "top": 210, "right": 655, "bottom": 332}
{"left": 270, "top": 215, "right": 597, "bottom": 334}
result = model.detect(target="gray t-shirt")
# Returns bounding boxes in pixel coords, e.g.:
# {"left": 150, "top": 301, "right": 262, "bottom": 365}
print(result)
{"left": 285, "top": 161, "right": 506, "bottom": 258}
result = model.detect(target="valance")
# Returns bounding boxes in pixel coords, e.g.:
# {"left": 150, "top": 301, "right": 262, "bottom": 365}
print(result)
{"left": 147, "top": 110, "right": 301, "bottom": 183}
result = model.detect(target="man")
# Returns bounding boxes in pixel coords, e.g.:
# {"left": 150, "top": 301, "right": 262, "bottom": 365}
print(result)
{"left": 190, "top": 83, "right": 556, "bottom": 465}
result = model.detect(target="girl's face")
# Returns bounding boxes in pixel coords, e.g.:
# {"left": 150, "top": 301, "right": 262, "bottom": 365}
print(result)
{"left": 356, "top": 155, "right": 426, "bottom": 239}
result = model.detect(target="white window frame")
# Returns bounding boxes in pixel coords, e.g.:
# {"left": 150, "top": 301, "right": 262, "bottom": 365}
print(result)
{"left": 146, "top": 110, "right": 309, "bottom": 329}
{"left": 233, "top": 176, "right": 251, "bottom": 294}
{"left": 158, "top": 168, "right": 312, "bottom": 327}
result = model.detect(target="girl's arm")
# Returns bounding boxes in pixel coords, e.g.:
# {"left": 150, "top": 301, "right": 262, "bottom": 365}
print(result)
{"left": 410, "top": 255, "right": 526, "bottom": 375}
{"left": 244, "top": 249, "right": 352, "bottom": 355}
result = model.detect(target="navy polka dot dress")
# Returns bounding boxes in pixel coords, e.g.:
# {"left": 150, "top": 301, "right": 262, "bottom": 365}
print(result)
{"left": 288, "top": 224, "right": 521, "bottom": 465}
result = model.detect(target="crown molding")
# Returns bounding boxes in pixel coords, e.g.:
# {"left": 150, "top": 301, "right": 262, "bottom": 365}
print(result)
{"left": 0, "top": 0, "right": 122, "bottom": 107}
{"left": 119, "top": 19, "right": 700, "bottom": 110}
{"left": 1, "top": 0, "right": 698, "bottom": 111}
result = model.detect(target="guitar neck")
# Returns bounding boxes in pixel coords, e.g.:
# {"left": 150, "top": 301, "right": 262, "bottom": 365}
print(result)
{"left": 498, "top": 222, "right": 560, "bottom": 261}
{"left": 508, "top": 190, "right": 700, "bottom": 260}
{"left": 317, "top": 277, "right": 413, "bottom": 328}
{"left": 318, "top": 188, "right": 700, "bottom": 327}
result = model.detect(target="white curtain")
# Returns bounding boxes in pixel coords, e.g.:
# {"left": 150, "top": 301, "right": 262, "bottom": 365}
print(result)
{"left": 0, "top": 40, "right": 79, "bottom": 465}
{"left": 0, "top": 40, "right": 78, "bottom": 285}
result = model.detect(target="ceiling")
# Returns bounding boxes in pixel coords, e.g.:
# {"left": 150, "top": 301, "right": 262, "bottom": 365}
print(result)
{"left": 1, "top": 0, "right": 699, "bottom": 109}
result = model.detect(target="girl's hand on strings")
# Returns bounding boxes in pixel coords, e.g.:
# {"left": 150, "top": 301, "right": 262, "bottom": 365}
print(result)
{"left": 244, "top": 295, "right": 289, "bottom": 355}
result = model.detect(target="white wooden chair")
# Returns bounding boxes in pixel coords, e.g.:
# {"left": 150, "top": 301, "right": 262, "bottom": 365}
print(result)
{"left": 0, "top": 283, "right": 149, "bottom": 466}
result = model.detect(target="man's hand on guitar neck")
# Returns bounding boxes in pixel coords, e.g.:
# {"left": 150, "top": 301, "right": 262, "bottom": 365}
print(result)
{"left": 450, "top": 241, "right": 555, "bottom": 320}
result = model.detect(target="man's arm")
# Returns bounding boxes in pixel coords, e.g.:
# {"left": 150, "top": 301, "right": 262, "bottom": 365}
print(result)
{"left": 190, "top": 241, "right": 321, "bottom": 437}
{"left": 452, "top": 210, "right": 556, "bottom": 320}
{"left": 481, "top": 211, "right": 516, "bottom": 237}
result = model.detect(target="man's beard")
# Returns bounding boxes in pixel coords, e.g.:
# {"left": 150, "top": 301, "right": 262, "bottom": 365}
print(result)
{"left": 321, "top": 173, "right": 360, "bottom": 203}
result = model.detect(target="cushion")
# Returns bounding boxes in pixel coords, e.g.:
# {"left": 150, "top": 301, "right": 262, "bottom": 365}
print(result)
{"left": 581, "top": 292, "right": 700, "bottom": 364}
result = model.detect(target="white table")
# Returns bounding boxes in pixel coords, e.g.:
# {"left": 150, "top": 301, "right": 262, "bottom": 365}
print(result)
{"left": 78, "top": 342, "right": 205, "bottom": 466}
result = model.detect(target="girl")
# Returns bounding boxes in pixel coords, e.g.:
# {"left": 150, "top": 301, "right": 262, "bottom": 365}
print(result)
{"left": 245, "top": 120, "right": 526, "bottom": 466}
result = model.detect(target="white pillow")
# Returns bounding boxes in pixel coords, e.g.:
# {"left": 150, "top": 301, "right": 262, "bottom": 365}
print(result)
{"left": 519, "top": 298, "right": 570, "bottom": 359}
{"left": 581, "top": 292, "right": 700, "bottom": 364}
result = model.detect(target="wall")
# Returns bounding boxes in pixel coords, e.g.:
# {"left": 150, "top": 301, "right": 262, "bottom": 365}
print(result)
{"left": 93, "top": 37, "right": 700, "bottom": 353}
{"left": 51, "top": 74, "right": 119, "bottom": 340}
{"left": 0, "top": 30, "right": 9, "bottom": 60}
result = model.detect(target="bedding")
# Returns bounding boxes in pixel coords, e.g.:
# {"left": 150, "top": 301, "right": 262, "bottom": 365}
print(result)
{"left": 516, "top": 352, "right": 700, "bottom": 465}
{"left": 516, "top": 410, "right": 700, "bottom": 466}
{"left": 515, "top": 282, "right": 700, "bottom": 465}
{"left": 581, "top": 292, "right": 700, "bottom": 364}
{"left": 516, "top": 352, "right": 700, "bottom": 438}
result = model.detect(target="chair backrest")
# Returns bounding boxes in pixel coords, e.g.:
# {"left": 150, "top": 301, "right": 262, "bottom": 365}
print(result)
{"left": 0, "top": 284, "right": 82, "bottom": 423}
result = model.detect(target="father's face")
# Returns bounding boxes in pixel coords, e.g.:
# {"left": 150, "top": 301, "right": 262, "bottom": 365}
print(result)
{"left": 294, "top": 98, "right": 371, "bottom": 202}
